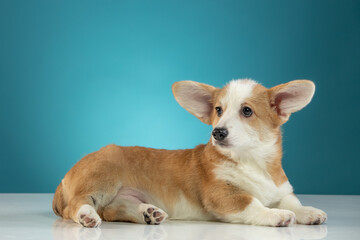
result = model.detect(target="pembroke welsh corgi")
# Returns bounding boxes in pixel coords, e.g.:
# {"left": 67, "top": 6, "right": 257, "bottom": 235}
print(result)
{"left": 53, "top": 79, "right": 327, "bottom": 228}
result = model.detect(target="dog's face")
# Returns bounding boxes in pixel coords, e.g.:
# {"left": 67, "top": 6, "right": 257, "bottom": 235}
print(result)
{"left": 172, "top": 79, "right": 315, "bottom": 160}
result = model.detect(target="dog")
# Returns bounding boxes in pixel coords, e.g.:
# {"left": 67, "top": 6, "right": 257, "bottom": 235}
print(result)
{"left": 53, "top": 79, "right": 327, "bottom": 228}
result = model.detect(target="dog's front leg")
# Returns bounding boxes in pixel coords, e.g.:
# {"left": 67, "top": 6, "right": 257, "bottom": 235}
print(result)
{"left": 277, "top": 194, "right": 327, "bottom": 225}
{"left": 203, "top": 184, "right": 295, "bottom": 227}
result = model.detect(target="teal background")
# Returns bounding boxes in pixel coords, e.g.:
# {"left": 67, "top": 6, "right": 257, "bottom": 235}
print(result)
{"left": 1, "top": 0, "right": 359, "bottom": 194}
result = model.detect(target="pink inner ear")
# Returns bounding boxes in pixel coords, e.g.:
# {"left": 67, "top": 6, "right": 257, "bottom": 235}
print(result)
{"left": 176, "top": 84, "right": 213, "bottom": 118}
{"left": 274, "top": 92, "right": 293, "bottom": 117}
{"left": 191, "top": 91, "right": 213, "bottom": 116}
{"left": 273, "top": 81, "right": 315, "bottom": 117}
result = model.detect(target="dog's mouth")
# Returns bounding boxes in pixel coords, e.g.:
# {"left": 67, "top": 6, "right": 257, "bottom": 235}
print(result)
{"left": 213, "top": 139, "right": 231, "bottom": 148}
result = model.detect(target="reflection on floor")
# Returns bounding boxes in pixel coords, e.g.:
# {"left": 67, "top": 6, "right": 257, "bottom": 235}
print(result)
{"left": 0, "top": 194, "right": 359, "bottom": 240}
{"left": 52, "top": 219, "right": 329, "bottom": 240}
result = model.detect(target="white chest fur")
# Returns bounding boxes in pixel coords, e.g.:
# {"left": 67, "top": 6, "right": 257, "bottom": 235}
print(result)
{"left": 214, "top": 160, "right": 293, "bottom": 207}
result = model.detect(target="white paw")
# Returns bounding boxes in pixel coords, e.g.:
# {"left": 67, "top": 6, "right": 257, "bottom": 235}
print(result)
{"left": 265, "top": 209, "right": 296, "bottom": 227}
{"left": 138, "top": 204, "right": 168, "bottom": 225}
{"left": 295, "top": 206, "right": 327, "bottom": 225}
{"left": 77, "top": 204, "right": 102, "bottom": 228}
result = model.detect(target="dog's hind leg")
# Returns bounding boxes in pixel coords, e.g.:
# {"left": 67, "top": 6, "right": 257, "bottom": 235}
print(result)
{"left": 68, "top": 195, "right": 102, "bottom": 228}
{"left": 61, "top": 145, "right": 126, "bottom": 227}
{"left": 65, "top": 180, "right": 127, "bottom": 228}
{"left": 62, "top": 177, "right": 123, "bottom": 228}
{"left": 100, "top": 187, "right": 168, "bottom": 225}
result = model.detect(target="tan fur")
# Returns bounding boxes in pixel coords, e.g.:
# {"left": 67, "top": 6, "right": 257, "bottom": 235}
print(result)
{"left": 266, "top": 139, "right": 288, "bottom": 186}
{"left": 53, "top": 79, "right": 314, "bottom": 226}
{"left": 52, "top": 183, "right": 65, "bottom": 217}
{"left": 210, "top": 86, "right": 228, "bottom": 126}
{"left": 201, "top": 144, "right": 253, "bottom": 215}
{"left": 242, "top": 84, "right": 288, "bottom": 186}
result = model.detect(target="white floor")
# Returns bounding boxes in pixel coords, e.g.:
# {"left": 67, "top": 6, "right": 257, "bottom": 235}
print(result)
{"left": 0, "top": 194, "right": 359, "bottom": 240}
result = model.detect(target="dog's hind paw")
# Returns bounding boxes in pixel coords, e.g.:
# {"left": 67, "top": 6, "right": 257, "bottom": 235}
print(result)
{"left": 77, "top": 204, "right": 102, "bottom": 228}
{"left": 138, "top": 204, "right": 168, "bottom": 225}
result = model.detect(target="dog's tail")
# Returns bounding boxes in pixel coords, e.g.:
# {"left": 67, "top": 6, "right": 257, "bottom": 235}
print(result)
{"left": 52, "top": 180, "right": 67, "bottom": 218}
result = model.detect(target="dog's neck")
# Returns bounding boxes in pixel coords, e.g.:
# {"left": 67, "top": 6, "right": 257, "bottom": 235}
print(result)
{"left": 202, "top": 135, "right": 287, "bottom": 186}
{"left": 205, "top": 133, "right": 282, "bottom": 166}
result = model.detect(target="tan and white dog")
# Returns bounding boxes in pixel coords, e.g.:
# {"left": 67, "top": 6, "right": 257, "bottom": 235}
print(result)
{"left": 53, "top": 79, "right": 327, "bottom": 228}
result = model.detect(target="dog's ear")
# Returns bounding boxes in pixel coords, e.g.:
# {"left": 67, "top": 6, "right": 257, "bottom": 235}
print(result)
{"left": 172, "top": 81, "right": 217, "bottom": 125}
{"left": 269, "top": 80, "right": 315, "bottom": 123}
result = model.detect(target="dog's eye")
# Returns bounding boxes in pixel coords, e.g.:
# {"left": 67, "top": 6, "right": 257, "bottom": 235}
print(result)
{"left": 215, "top": 106, "right": 222, "bottom": 117}
{"left": 242, "top": 106, "right": 253, "bottom": 117}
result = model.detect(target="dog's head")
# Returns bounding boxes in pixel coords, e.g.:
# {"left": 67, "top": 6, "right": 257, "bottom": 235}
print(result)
{"left": 172, "top": 79, "right": 315, "bottom": 160}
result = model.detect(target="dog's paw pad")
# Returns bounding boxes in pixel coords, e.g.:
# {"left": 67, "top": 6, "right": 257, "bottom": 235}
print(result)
{"left": 295, "top": 206, "right": 327, "bottom": 225}
{"left": 153, "top": 211, "right": 162, "bottom": 217}
{"left": 77, "top": 204, "right": 101, "bottom": 228}
{"left": 139, "top": 204, "right": 168, "bottom": 225}
{"left": 266, "top": 209, "right": 296, "bottom": 227}
{"left": 276, "top": 215, "right": 295, "bottom": 227}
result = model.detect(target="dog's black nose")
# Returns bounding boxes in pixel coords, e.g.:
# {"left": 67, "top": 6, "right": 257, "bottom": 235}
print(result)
{"left": 212, "top": 128, "right": 228, "bottom": 141}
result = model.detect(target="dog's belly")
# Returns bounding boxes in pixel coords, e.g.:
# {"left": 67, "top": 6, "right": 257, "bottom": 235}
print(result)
{"left": 113, "top": 186, "right": 214, "bottom": 221}
{"left": 214, "top": 161, "right": 293, "bottom": 207}
{"left": 167, "top": 194, "right": 215, "bottom": 221}
{"left": 144, "top": 191, "right": 215, "bottom": 221}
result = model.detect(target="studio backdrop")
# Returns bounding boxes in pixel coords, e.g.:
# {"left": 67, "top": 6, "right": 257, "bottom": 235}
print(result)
{"left": 1, "top": 0, "right": 359, "bottom": 194}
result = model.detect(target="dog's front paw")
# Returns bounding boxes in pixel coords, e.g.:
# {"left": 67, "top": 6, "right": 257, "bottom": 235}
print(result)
{"left": 295, "top": 206, "right": 327, "bottom": 225}
{"left": 264, "top": 209, "right": 296, "bottom": 227}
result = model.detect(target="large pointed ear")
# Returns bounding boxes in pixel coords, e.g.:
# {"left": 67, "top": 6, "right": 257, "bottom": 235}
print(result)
{"left": 269, "top": 80, "right": 315, "bottom": 123}
{"left": 172, "top": 81, "right": 217, "bottom": 125}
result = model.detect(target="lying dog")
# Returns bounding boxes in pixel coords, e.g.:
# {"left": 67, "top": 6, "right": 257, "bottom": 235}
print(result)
{"left": 53, "top": 79, "right": 327, "bottom": 228}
